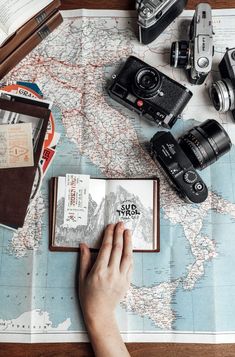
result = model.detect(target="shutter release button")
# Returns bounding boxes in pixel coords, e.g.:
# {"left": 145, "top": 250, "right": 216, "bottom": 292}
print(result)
{"left": 194, "top": 182, "right": 204, "bottom": 192}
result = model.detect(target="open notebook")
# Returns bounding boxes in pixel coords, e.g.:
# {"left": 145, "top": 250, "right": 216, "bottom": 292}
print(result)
{"left": 49, "top": 175, "right": 160, "bottom": 252}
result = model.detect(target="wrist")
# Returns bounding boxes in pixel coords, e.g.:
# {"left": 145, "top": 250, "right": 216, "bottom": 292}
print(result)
{"left": 84, "top": 311, "right": 117, "bottom": 334}
{"left": 84, "top": 312, "right": 130, "bottom": 357}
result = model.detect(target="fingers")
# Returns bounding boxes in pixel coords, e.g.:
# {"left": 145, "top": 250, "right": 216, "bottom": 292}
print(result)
{"left": 120, "top": 229, "right": 133, "bottom": 274}
{"left": 91, "top": 223, "right": 133, "bottom": 274}
{"left": 108, "top": 222, "right": 125, "bottom": 269}
{"left": 93, "top": 224, "right": 115, "bottom": 268}
{"left": 79, "top": 243, "right": 92, "bottom": 282}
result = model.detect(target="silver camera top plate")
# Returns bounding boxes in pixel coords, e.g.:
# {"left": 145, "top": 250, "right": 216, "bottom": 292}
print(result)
{"left": 136, "top": 0, "right": 179, "bottom": 29}
{"left": 192, "top": 3, "right": 214, "bottom": 75}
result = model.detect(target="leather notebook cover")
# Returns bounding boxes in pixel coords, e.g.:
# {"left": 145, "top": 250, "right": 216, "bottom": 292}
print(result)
{"left": 0, "top": 0, "right": 61, "bottom": 64}
{"left": 0, "top": 11, "right": 63, "bottom": 80}
{"left": 0, "top": 99, "right": 50, "bottom": 228}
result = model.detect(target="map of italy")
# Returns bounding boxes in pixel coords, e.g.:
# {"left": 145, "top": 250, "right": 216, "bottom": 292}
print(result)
{"left": 1, "top": 10, "right": 235, "bottom": 342}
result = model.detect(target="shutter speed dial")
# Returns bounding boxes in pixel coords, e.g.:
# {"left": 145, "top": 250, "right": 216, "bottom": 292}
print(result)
{"left": 183, "top": 170, "right": 198, "bottom": 184}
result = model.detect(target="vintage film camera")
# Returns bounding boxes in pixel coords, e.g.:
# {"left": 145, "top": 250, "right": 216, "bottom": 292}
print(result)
{"left": 108, "top": 56, "right": 192, "bottom": 129}
{"left": 170, "top": 3, "right": 214, "bottom": 85}
{"left": 150, "top": 119, "right": 232, "bottom": 203}
{"left": 136, "top": 0, "right": 188, "bottom": 45}
{"left": 210, "top": 48, "right": 235, "bottom": 119}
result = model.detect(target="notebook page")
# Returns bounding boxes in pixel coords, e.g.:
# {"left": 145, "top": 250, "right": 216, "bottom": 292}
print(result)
{"left": 104, "top": 179, "right": 155, "bottom": 250}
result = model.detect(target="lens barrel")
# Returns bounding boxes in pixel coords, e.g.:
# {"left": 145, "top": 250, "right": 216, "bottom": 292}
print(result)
{"left": 170, "top": 41, "right": 190, "bottom": 68}
{"left": 179, "top": 119, "right": 232, "bottom": 170}
{"left": 133, "top": 67, "right": 161, "bottom": 99}
{"left": 210, "top": 79, "right": 235, "bottom": 113}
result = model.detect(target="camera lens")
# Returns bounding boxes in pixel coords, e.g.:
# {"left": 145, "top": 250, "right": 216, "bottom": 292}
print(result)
{"left": 170, "top": 41, "right": 190, "bottom": 68}
{"left": 179, "top": 119, "right": 232, "bottom": 170}
{"left": 210, "top": 79, "right": 235, "bottom": 113}
{"left": 133, "top": 67, "right": 161, "bottom": 98}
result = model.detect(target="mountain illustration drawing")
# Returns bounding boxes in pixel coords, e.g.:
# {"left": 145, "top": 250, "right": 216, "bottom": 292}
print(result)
{"left": 55, "top": 184, "right": 153, "bottom": 248}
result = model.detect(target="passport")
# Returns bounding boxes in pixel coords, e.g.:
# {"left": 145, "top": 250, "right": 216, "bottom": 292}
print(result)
{"left": 0, "top": 98, "right": 50, "bottom": 228}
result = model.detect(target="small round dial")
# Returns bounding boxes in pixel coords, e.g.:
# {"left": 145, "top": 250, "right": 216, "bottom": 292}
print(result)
{"left": 183, "top": 170, "right": 198, "bottom": 184}
{"left": 194, "top": 181, "right": 204, "bottom": 192}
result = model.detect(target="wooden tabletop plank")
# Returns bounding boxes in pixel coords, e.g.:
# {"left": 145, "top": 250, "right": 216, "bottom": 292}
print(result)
{"left": 60, "top": 0, "right": 235, "bottom": 10}
{"left": 0, "top": 342, "right": 235, "bottom": 356}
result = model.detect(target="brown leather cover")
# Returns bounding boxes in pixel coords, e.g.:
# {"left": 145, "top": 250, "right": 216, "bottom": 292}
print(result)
{"left": 0, "top": 99, "right": 50, "bottom": 228}
{"left": 0, "top": 11, "right": 63, "bottom": 80}
{"left": 0, "top": 0, "right": 61, "bottom": 63}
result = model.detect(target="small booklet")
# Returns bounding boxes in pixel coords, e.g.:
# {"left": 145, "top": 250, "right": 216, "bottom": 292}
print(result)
{"left": 49, "top": 175, "right": 160, "bottom": 252}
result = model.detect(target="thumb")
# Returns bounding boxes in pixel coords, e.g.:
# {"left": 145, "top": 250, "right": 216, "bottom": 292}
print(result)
{"left": 79, "top": 243, "right": 91, "bottom": 282}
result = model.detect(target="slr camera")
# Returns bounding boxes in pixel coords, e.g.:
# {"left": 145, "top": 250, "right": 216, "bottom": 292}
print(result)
{"left": 136, "top": 0, "right": 188, "bottom": 45}
{"left": 170, "top": 3, "right": 214, "bottom": 85}
{"left": 150, "top": 119, "right": 231, "bottom": 203}
{"left": 210, "top": 48, "right": 235, "bottom": 120}
{"left": 108, "top": 56, "right": 192, "bottom": 129}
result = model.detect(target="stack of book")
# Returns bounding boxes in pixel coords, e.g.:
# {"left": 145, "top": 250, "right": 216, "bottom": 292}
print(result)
{"left": 0, "top": 89, "right": 53, "bottom": 230}
{"left": 0, "top": 0, "right": 63, "bottom": 79}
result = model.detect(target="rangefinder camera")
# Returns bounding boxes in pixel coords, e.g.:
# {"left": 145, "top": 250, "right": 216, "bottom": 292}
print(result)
{"left": 150, "top": 119, "right": 231, "bottom": 203}
{"left": 210, "top": 48, "right": 235, "bottom": 120}
{"left": 108, "top": 56, "right": 192, "bottom": 129}
{"left": 170, "top": 3, "right": 214, "bottom": 85}
{"left": 136, "top": 0, "right": 188, "bottom": 45}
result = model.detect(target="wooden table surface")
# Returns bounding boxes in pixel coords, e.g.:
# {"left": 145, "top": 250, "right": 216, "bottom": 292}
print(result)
{"left": 1, "top": 0, "right": 235, "bottom": 356}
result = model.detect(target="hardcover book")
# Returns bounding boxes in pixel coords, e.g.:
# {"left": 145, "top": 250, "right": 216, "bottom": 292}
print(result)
{"left": 49, "top": 175, "right": 160, "bottom": 252}
{"left": 0, "top": 0, "right": 61, "bottom": 63}
{"left": 0, "top": 11, "right": 63, "bottom": 79}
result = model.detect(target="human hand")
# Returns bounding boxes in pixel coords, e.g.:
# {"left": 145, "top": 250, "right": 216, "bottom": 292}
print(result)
{"left": 79, "top": 222, "right": 133, "bottom": 328}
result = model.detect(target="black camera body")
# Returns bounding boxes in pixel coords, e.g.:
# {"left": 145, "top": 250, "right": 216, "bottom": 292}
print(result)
{"left": 108, "top": 56, "right": 192, "bottom": 129}
{"left": 151, "top": 131, "right": 208, "bottom": 203}
{"left": 150, "top": 119, "right": 232, "bottom": 203}
{"left": 136, "top": 0, "right": 188, "bottom": 45}
{"left": 170, "top": 3, "right": 214, "bottom": 85}
{"left": 210, "top": 48, "right": 235, "bottom": 119}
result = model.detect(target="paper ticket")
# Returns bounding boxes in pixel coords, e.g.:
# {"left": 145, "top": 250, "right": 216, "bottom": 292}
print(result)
{"left": 0, "top": 123, "right": 34, "bottom": 169}
{"left": 63, "top": 174, "right": 90, "bottom": 227}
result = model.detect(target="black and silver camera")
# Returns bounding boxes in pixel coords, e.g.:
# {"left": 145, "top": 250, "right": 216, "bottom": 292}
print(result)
{"left": 136, "top": 0, "right": 188, "bottom": 45}
{"left": 150, "top": 119, "right": 232, "bottom": 203}
{"left": 170, "top": 3, "right": 214, "bottom": 85}
{"left": 108, "top": 56, "right": 192, "bottom": 129}
{"left": 210, "top": 48, "right": 235, "bottom": 119}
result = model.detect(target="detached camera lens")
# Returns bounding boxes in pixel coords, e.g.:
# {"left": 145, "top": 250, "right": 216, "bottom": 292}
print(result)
{"left": 170, "top": 41, "right": 190, "bottom": 68}
{"left": 210, "top": 79, "right": 235, "bottom": 113}
{"left": 133, "top": 67, "right": 161, "bottom": 98}
{"left": 179, "top": 119, "right": 232, "bottom": 170}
